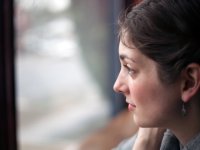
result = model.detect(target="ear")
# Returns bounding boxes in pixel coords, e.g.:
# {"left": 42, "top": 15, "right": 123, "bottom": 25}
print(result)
{"left": 181, "top": 63, "right": 200, "bottom": 103}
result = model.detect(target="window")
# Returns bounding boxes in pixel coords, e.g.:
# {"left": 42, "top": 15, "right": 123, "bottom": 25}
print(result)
{"left": 0, "top": 0, "right": 133, "bottom": 149}
{"left": 15, "top": 0, "right": 123, "bottom": 149}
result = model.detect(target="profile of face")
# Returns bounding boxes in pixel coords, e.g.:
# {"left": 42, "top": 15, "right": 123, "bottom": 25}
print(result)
{"left": 113, "top": 41, "right": 182, "bottom": 128}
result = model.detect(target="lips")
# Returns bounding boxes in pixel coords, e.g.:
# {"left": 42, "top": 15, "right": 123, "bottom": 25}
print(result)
{"left": 126, "top": 100, "right": 136, "bottom": 111}
{"left": 128, "top": 103, "right": 136, "bottom": 111}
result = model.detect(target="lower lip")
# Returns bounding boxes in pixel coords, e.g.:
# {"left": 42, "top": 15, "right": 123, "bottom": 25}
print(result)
{"left": 128, "top": 104, "right": 136, "bottom": 111}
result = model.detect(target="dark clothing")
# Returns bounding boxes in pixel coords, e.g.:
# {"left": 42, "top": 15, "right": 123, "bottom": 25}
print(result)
{"left": 113, "top": 130, "right": 200, "bottom": 150}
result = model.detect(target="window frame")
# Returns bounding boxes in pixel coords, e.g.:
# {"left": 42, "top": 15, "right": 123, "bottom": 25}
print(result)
{"left": 0, "top": 0, "right": 17, "bottom": 150}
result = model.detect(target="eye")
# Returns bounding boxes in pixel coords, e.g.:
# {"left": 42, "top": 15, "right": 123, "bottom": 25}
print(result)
{"left": 123, "top": 64, "right": 135, "bottom": 75}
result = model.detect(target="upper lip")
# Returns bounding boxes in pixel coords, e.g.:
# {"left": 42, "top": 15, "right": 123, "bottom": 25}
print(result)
{"left": 126, "top": 100, "right": 136, "bottom": 106}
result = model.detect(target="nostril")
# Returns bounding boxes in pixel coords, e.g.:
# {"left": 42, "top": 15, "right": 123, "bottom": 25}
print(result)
{"left": 113, "top": 81, "right": 125, "bottom": 93}
{"left": 113, "top": 84, "right": 120, "bottom": 93}
{"left": 113, "top": 76, "right": 125, "bottom": 93}
{"left": 113, "top": 85, "right": 122, "bottom": 93}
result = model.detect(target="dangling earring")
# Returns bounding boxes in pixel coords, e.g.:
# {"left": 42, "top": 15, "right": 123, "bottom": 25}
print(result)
{"left": 181, "top": 102, "right": 187, "bottom": 116}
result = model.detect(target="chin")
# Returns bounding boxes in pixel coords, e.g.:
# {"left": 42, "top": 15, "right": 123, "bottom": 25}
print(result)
{"left": 133, "top": 115, "right": 158, "bottom": 128}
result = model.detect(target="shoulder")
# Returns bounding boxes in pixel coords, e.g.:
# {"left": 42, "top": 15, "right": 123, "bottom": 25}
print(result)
{"left": 112, "top": 133, "right": 137, "bottom": 150}
{"left": 160, "top": 130, "right": 180, "bottom": 150}
{"left": 113, "top": 129, "right": 180, "bottom": 150}
{"left": 182, "top": 132, "right": 200, "bottom": 150}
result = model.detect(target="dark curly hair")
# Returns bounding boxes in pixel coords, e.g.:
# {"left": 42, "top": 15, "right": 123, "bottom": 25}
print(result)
{"left": 119, "top": 0, "right": 200, "bottom": 84}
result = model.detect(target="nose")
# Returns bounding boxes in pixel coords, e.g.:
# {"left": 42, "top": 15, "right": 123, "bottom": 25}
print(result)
{"left": 113, "top": 73, "right": 127, "bottom": 94}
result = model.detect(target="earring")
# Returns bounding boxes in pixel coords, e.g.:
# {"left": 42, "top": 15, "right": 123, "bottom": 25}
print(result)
{"left": 182, "top": 102, "right": 187, "bottom": 116}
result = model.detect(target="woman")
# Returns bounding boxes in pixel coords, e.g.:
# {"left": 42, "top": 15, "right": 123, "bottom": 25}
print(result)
{"left": 113, "top": 0, "right": 200, "bottom": 149}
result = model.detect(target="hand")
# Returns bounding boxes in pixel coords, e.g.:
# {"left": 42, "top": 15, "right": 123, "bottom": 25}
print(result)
{"left": 132, "top": 128, "right": 166, "bottom": 150}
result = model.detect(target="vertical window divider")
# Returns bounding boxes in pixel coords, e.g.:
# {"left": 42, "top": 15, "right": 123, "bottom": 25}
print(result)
{"left": 0, "top": 0, "right": 17, "bottom": 149}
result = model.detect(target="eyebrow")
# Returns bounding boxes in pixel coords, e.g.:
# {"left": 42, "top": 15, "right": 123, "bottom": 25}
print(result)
{"left": 119, "top": 54, "right": 136, "bottom": 63}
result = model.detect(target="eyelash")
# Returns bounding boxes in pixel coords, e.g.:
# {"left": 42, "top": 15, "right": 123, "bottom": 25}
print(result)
{"left": 123, "top": 64, "right": 135, "bottom": 75}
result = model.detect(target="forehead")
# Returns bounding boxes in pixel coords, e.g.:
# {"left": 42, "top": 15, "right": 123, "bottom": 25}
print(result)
{"left": 119, "top": 41, "right": 145, "bottom": 62}
{"left": 119, "top": 40, "right": 158, "bottom": 69}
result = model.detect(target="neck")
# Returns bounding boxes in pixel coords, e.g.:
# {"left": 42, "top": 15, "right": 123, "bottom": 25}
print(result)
{"left": 169, "top": 102, "right": 200, "bottom": 146}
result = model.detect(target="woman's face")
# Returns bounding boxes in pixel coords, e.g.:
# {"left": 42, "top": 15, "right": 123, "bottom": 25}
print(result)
{"left": 114, "top": 41, "right": 182, "bottom": 128}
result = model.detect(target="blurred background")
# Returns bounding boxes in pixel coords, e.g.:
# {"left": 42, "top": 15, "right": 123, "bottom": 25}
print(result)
{"left": 14, "top": 0, "right": 130, "bottom": 149}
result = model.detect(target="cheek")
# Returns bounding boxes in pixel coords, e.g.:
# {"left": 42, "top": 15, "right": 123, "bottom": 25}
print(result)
{"left": 129, "top": 79, "right": 174, "bottom": 112}
{"left": 129, "top": 80, "right": 156, "bottom": 104}
{"left": 129, "top": 79, "right": 181, "bottom": 127}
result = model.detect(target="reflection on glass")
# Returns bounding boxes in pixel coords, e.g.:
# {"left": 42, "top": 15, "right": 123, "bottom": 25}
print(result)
{"left": 15, "top": 0, "right": 111, "bottom": 149}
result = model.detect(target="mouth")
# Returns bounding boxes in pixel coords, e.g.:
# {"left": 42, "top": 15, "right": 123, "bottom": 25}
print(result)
{"left": 126, "top": 100, "right": 136, "bottom": 111}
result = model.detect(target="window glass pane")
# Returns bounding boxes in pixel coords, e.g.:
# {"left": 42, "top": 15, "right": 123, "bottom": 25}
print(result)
{"left": 15, "top": 0, "right": 112, "bottom": 149}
